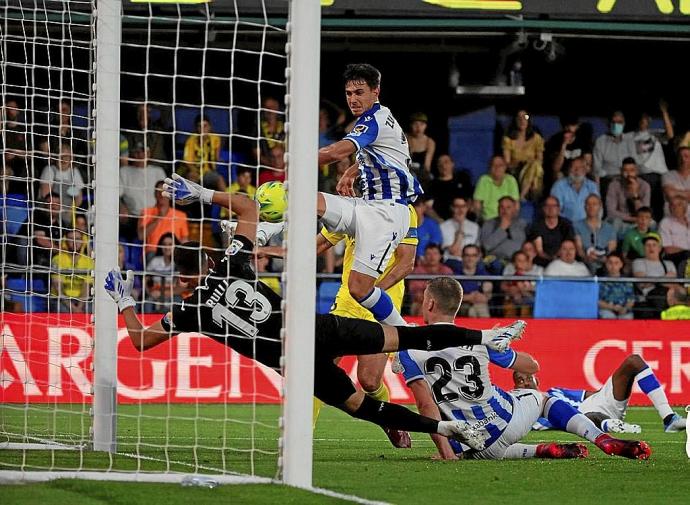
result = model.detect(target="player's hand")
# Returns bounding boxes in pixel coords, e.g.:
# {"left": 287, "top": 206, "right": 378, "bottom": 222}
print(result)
{"left": 104, "top": 267, "right": 136, "bottom": 312}
{"left": 162, "top": 173, "right": 214, "bottom": 205}
{"left": 336, "top": 171, "right": 357, "bottom": 197}
{"left": 220, "top": 219, "right": 238, "bottom": 241}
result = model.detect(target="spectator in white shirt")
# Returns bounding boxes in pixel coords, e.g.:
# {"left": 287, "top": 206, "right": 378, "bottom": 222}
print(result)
{"left": 659, "top": 196, "right": 690, "bottom": 267}
{"left": 440, "top": 197, "right": 480, "bottom": 261}
{"left": 544, "top": 239, "right": 591, "bottom": 277}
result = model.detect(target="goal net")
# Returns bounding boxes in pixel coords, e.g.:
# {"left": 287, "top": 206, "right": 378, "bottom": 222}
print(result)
{"left": 1, "top": 0, "right": 318, "bottom": 486}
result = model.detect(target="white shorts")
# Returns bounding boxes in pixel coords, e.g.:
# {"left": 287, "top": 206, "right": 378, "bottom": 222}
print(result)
{"left": 578, "top": 376, "right": 628, "bottom": 421}
{"left": 320, "top": 193, "right": 410, "bottom": 278}
{"left": 470, "top": 389, "right": 544, "bottom": 460}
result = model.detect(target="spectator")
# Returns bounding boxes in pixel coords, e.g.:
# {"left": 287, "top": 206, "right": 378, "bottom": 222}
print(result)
{"left": 502, "top": 242, "right": 544, "bottom": 276}
{"left": 127, "top": 103, "right": 171, "bottom": 167}
{"left": 593, "top": 110, "right": 636, "bottom": 184}
{"left": 544, "top": 114, "right": 591, "bottom": 192}
{"left": 440, "top": 197, "right": 479, "bottom": 261}
{"left": 221, "top": 166, "right": 258, "bottom": 220}
{"left": 544, "top": 239, "right": 591, "bottom": 277}
{"left": 449, "top": 244, "right": 492, "bottom": 318}
{"left": 528, "top": 195, "right": 575, "bottom": 267}
{"left": 622, "top": 207, "right": 654, "bottom": 261}
{"left": 138, "top": 180, "right": 189, "bottom": 257}
{"left": 598, "top": 252, "right": 635, "bottom": 320}
{"left": 428, "top": 154, "right": 473, "bottom": 220}
{"left": 574, "top": 194, "right": 617, "bottom": 274}
{"left": 39, "top": 144, "right": 86, "bottom": 223}
{"left": 661, "top": 146, "right": 690, "bottom": 218}
{"left": 479, "top": 196, "right": 526, "bottom": 262}
{"left": 2, "top": 97, "right": 28, "bottom": 182}
{"left": 500, "top": 250, "right": 537, "bottom": 318}
{"left": 659, "top": 196, "right": 690, "bottom": 267}
{"left": 407, "top": 112, "right": 436, "bottom": 186}
{"left": 119, "top": 143, "right": 167, "bottom": 218}
{"left": 605, "top": 157, "right": 651, "bottom": 232}
{"left": 181, "top": 114, "right": 225, "bottom": 190}
{"left": 144, "top": 233, "right": 182, "bottom": 313}
{"left": 48, "top": 99, "right": 88, "bottom": 160}
{"left": 408, "top": 244, "right": 453, "bottom": 315}
{"left": 550, "top": 156, "right": 599, "bottom": 223}
{"left": 413, "top": 197, "right": 442, "bottom": 262}
{"left": 254, "top": 96, "right": 286, "bottom": 171}
{"left": 50, "top": 228, "right": 94, "bottom": 313}
{"left": 632, "top": 232, "right": 679, "bottom": 319}
{"left": 502, "top": 109, "right": 545, "bottom": 202}
{"left": 473, "top": 155, "right": 519, "bottom": 222}
{"left": 633, "top": 108, "right": 669, "bottom": 219}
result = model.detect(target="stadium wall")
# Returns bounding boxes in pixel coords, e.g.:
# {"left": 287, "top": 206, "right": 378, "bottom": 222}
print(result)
{"left": 2, "top": 314, "right": 689, "bottom": 406}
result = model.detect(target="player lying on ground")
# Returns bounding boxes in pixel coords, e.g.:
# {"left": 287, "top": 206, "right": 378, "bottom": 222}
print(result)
{"left": 257, "top": 206, "right": 418, "bottom": 447}
{"left": 394, "top": 277, "right": 651, "bottom": 460}
{"left": 105, "top": 174, "right": 526, "bottom": 449}
{"left": 514, "top": 354, "right": 686, "bottom": 434}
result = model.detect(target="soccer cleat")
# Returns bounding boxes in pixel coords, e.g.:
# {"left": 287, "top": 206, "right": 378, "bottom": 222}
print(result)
{"left": 603, "top": 418, "right": 642, "bottom": 434}
{"left": 438, "top": 420, "right": 486, "bottom": 451}
{"left": 484, "top": 320, "right": 527, "bottom": 352}
{"left": 536, "top": 442, "right": 589, "bottom": 459}
{"left": 663, "top": 413, "right": 686, "bottom": 433}
{"left": 382, "top": 427, "right": 412, "bottom": 449}
{"left": 594, "top": 434, "right": 651, "bottom": 460}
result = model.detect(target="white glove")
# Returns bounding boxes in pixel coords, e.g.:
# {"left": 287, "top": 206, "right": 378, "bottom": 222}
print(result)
{"left": 162, "top": 173, "right": 214, "bottom": 205}
{"left": 104, "top": 267, "right": 136, "bottom": 312}
{"left": 220, "top": 220, "right": 285, "bottom": 252}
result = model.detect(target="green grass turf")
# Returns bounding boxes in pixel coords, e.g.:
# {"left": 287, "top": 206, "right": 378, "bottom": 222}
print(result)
{"left": 2, "top": 405, "right": 689, "bottom": 504}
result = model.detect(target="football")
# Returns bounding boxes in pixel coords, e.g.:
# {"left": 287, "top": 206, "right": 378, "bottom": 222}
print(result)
{"left": 255, "top": 181, "right": 287, "bottom": 223}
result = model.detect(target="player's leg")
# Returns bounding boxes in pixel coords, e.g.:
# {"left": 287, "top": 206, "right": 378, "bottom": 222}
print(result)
{"left": 543, "top": 394, "right": 650, "bottom": 460}
{"left": 584, "top": 411, "right": 641, "bottom": 434}
{"left": 612, "top": 354, "right": 685, "bottom": 432}
{"left": 503, "top": 443, "right": 588, "bottom": 459}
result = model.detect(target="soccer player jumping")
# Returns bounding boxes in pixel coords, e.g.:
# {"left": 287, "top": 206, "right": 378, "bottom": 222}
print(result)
{"left": 105, "top": 176, "right": 525, "bottom": 448}
{"left": 317, "top": 63, "right": 422, "bottom": 328}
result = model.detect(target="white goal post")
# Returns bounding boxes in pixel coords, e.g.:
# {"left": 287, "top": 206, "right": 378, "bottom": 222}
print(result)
{"left": 1, "top": 0, "right": 321, "bottom": 489}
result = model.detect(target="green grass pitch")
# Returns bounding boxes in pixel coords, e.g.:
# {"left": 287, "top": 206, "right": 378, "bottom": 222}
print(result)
{"left": 1, "top": 404, "right": 689, "bottom": 504}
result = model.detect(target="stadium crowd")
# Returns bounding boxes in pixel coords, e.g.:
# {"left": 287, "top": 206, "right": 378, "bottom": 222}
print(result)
{"left": 2, "top": 95, "right": 690, "bottom": 319}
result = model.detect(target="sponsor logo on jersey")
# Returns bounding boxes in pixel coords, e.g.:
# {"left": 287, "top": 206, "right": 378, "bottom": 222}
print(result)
{"left": 350, "top": 124, "right": 369, "bottom": 137}
{"left": 364, "top": 115, "right": 373, "bottom": 122}
{"left": 227, "top": 239, "right": 243, "bottom": 256}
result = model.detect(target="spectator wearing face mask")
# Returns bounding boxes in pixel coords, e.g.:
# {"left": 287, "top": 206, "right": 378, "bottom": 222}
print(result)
{"left": 550, "top": 156, "right": 600, "bottom": 223}
{"left": 593, "top": 110, "right": 636, "bottom": 184}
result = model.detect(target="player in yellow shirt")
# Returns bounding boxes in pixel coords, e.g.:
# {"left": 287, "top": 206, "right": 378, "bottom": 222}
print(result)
{"left": 315, "top": 204, "right": 418, "bottom": 447}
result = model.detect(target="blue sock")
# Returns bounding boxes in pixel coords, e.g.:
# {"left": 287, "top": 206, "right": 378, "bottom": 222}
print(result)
{"left": 544, "top": 396, "right": 603, "bottom": 443}
{"left": 358, "top": 287, "right": 406, "bottom": 325}
{"left": 636, "top": 365, "right": 673, "bottom": 419}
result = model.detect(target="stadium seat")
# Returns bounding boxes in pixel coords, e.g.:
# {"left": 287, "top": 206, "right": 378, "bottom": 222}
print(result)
{"left": 448, "top": 106, "right": 496, "bottom": 183}
{"left": 3, "top": 203, "right": 29, "bottom": 236}
{"left": 533, "top": 280, "right": 599, "bottom": 319}
{"left": 316, "top": 281, "right": 340, "bottom": 314}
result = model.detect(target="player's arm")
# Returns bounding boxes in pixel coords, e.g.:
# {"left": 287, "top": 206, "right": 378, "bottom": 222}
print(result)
{"left": 317, "top": 232, "right": 336, "bottom": 255}
{"left": 318, "top": 139, "right": 356, "bottom": 165}
{"left": 408, "top": 379, "right": 459, "bottom": 460}
{"left": 104, "top": 268, "right": 171, "bottom": 351}
{"left": 377, "top": 243, "right": 415, "bottom": 291}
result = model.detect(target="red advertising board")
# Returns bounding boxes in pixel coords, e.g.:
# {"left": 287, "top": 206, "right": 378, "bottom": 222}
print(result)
{"left": 2, "top": 314, "right": 689, "bottom": 405}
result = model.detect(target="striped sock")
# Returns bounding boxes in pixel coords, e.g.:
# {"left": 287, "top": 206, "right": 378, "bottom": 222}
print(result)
{"left": 358, "top": 287, "right": 406, "bottom": 325}
{"left": 636, "top": 366, "right": 674, "bottom": 419}
{"left": 544, "top": 396, "right": 603, "bottom": 443}
{"left": 365, "top": 382, "right": 390, "bottom": 403}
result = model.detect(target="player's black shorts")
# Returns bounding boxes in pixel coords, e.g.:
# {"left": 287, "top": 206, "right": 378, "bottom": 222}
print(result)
{"left": 312, "top": 314, "right": 385, "bottom": 406}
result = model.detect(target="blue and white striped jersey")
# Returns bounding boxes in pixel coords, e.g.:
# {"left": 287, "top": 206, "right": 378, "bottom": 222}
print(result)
{"left": 344, "top": 103, "right": 423, "bottom": 204}
{"left": 534, "top": 387, "right": 587, "bottom": 430}
{"left": 398, "top": 341, "right": 517, "bottom": 453}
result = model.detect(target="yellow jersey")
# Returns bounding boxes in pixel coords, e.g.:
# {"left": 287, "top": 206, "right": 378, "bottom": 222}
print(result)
{"left": 51, "top": 252, "right": 95, "bottom": 299}
{"left": 321, "top": 205, "right": 418, "bottom": 321}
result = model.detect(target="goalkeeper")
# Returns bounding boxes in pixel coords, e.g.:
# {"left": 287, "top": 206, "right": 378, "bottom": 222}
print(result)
{"left": 105, "top": 174, "right": 526, "bottom": 448}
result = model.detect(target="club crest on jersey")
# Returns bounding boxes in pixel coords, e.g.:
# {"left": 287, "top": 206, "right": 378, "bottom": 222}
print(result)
{"left": 364, "top": 115, "right": 373, "bottom": 122}
{"left": 350, "top": 124, "right": 369, "bottom": 137}
{"left": 227, "top": 239, "right": 244, "bottom": 256}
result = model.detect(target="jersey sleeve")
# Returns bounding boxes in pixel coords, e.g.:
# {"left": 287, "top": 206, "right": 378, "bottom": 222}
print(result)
{"left": 320, "top": 227, "right": 346, "bottom": 246}
{"left": 547, "top": 387, "right": 586, "bottom": 403}
{"left": 343, "top": 113, "right": 379, "bottom": 151}
{"left": 401, "top": 205, "right": 418, "bottom": 246}
{"left": 398, "top": 350, "right": 424, "bottom": 384}
{"left": 160, "top": 301, "right": 200, "bottom": 336}
{"left": 487, "top": 348, "right": 517, "bottom": 369}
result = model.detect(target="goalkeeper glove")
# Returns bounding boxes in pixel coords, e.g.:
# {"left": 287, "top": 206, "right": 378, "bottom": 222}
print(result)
{"left": 162, "top": 173, "right": 214, "bottom": 205}
{"left": 104, "top": 267, "right": 136, "bottom": 312}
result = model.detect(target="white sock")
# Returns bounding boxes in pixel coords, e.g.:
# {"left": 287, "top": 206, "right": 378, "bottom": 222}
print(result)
{"left": 503, "top": 443, "right": 537, "bottom": 459}
{"left": 358, "top": 287, "right": 406, "bottom": 326}
{"left": 635, "top": 367, "right": 674, "bottom": 420}
{"left": 565, "top": 413, "right": 604, "bottom": 443}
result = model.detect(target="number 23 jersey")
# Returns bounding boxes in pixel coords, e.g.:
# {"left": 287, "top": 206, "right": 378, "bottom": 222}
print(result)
{"left": 398, "top": 339, "right": 517, "bottom": 445}
{"left": 163, "top": 234, "right": 283, "bottom": 370}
